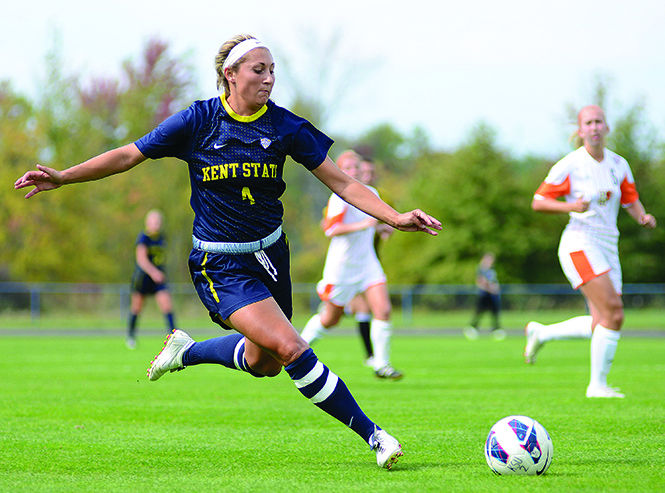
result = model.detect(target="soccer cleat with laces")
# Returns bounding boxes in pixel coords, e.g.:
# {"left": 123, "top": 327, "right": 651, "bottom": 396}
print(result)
{"left": 586, "top": 385, "right": 625, "bottom": 398}
{"left": 524, "top": 321, "right": 544, "bottom": 364}
{"left": 371, "top": 429, "right": 403, "bottom": 469}
{"left": 147, "top": 329, "right": 195, "bottom": 381}
{"left": 375, "top": 365, "right": 404, "bottom": 380}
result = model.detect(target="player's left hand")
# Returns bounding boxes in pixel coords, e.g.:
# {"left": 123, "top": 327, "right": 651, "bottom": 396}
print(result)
{"left": 393, "top": 209, "right": 442, "bottom": 236}
{"left": 640, "top": 213, "right": 656, "bottom": 229}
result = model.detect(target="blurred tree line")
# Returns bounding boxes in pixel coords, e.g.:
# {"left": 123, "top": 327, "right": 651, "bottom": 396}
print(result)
{"left": 2, "top": 39, "right": 663, "bottom": 286}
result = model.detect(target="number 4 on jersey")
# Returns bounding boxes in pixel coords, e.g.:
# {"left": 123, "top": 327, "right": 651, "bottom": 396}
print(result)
{"left": 242, "top": 186, "right": 255, "bottom": 205}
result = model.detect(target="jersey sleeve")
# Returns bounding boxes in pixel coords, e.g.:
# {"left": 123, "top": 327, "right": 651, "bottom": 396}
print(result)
{"left": 271, "top": 104, "right": 334, "bottom": 170}
{"left": 534, "top": 159, "right": 571, "bottom": 200}
{"left": 134, "top": 105, "right": 196, "bottom": 159}
{"left": 619, "top": 162, "right": 639, "bottom": 206}
{"left": 135, "top": 232, "right": 149, "bottom": 247}
{"left": 322, "top": 194, "right": 347, "bottom": 236}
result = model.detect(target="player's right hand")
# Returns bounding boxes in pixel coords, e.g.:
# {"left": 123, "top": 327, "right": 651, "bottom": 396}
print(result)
{"left": 14, "top": 164, "right": 64, "bottom": 198}
{"left": 570, "top": 197, "right": 590, "bottom": 213}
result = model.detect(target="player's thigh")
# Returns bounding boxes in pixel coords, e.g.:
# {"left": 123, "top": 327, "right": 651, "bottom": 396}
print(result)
{"left": 348, "top": 293, "right": 370, "bottom": 314}
{"left": 319, "top": 301, "right": 345, "bottom": 327}
{"left": 226, "top": 297, "right": 308, "bottom": 367}
{"left": 579, "top": 274, "right": 624, "bottom": 329}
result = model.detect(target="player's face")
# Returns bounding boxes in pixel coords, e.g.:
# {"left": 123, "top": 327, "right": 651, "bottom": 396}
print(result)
{"left": 145, "top": 212, "right": 162, "bottom": 233}
{"left": 577, "top": 106, "right": 608, "bottom": 148}
{"left": 230, "top": 48, "right": 275, "bottom": 112}
{"left": 338, "top": 157, "right": 360, "bottom": 179}
{"left": 359, "top": 161, "right": 375, "bottom": 185}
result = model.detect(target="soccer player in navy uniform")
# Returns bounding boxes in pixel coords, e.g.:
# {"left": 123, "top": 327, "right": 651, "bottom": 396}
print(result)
{"left": 15, "top": 34, "right": 441, "bottom": 469}
{"left": 127, "top": 209, "right": 176, "bottom": 349}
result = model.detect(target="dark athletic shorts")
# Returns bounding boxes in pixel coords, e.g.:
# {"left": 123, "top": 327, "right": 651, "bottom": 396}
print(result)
{"left": 131, "top": 269, "right": 168, "bottom": 295}
{"left": 188, "top": 234, "right": 292, "bottom": 330}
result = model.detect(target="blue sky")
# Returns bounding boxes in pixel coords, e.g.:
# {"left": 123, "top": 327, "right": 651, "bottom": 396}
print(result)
{"left": 3, "top": 0, "right": 665, "bottom": 158}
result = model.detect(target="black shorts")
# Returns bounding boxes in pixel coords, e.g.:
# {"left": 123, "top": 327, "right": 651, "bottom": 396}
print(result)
{"left": 131, "top": 269, "right": 168, "bottom": 295}
{"left": 188, "top": 234, "right": 292, "bottom": 330}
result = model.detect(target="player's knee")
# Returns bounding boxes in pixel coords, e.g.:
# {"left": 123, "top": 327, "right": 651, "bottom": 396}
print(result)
{"left": 279, "top": 338, "right": 310, "bottom": 367}
{"left": 605, "top": 299, "right": 624, "bottom": 329}
{"left": 372, "top": 306, "right": 391, "bottom": 321}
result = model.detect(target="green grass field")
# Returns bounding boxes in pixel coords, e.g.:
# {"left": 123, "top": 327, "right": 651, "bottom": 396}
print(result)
{"left": 1, "top": 332, "right": 664, "bottom": 492}
{"left": 2, "top": 306, "right": 664, "bottom": 332}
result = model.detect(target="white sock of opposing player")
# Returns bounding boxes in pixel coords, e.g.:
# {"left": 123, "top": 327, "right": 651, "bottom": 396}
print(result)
{"left": 301, "top": 314, "right": 327, "bottom": 345}
{"left": 589, "top": 324, "right": 620, "bottom": 389}
{"left": 370, "top": 319, "right": 392, "bottom": 370}
{"left": 537, "top": 315, "right": 592, "bottom": 342}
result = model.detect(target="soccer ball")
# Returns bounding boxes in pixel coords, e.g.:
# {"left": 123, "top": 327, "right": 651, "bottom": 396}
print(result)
{"left": 484, "top": 415, "right": 553, "bottom": 475}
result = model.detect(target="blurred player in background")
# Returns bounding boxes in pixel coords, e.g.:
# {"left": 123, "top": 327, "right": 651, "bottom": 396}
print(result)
{"left": 347, "top": 157, "right": 395, "bottom": 366}
{"left": 525, "top": 105, "right": 656, "bottom": 398}
{"left": 15, "top": 34, "right": 442, "bottom": 468}
{"left": 464, "top": 252, "right": 504, "bottom": 340}
{"left": 126, "top": 209, "right": 176, "bottom": 349}
{"left": 301, "top": 151, "right": 403, "bottom": 380}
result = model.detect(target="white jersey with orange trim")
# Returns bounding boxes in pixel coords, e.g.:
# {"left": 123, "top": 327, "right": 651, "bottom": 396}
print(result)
{"left": 320, "top": 185, "right": 384, "bottom": 285}
{"left": 534, "top": 147, "right": 639, "bottom": 240}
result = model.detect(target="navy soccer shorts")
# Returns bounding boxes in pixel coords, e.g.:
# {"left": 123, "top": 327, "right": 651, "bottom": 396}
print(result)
{"left": 131, "top": 269, "right": 168, "bottom": 295}
{"left": 188, "top": 234, "right": 293, "bottom": 330}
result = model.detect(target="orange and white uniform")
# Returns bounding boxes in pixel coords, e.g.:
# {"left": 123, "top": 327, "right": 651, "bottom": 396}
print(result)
{"left": 316, "top": 185, "right": 386, "bottom": 306}
{"left": 534, "top": 147, "right": 639, "bottom": 293}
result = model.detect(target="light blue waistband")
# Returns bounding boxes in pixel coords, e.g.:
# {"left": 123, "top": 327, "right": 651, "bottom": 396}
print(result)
{"left": 192, "top": 226, "right": 282, "bottom": 255}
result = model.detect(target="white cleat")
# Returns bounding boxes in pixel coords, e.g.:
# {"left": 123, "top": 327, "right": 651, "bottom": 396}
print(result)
{"left": 147, "top": 329, "right": 195, "bottom": 381}
{"left": 586, "top": 385, "right": 625, "bottom": 398}
{"left": 524, "top": 321, "right": 544, "bottom": 364}
{"left": 463, "top": 326, "right": 479, "bottom": 340}
{"left": 491, "top": 328, "right": 507, "bottom": 341}
{"left": 371, "top": 429, "right": 403, "bottom": 470}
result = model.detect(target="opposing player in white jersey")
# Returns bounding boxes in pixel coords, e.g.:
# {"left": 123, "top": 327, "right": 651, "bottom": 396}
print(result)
{"left": 301, "top": 150, "right": 403, "bottom": 379}
{"left": 525, "top": 105, "right": 656, "bottom": 398}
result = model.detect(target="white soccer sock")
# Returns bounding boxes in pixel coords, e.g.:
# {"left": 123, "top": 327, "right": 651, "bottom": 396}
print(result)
{"left": 370, "top": 319, "right": 392, "bottom": 370}
{"left": 589, "top": 324, "right": 620, "bottom": 389}
{"left": 355, "top": 312, "right": 371, "bottom": 323}
{"left": 301, "top": 314, "right": 327, "bottom": 345}
{"left": 537, "top": 316, "right": 592, "bottom": 342}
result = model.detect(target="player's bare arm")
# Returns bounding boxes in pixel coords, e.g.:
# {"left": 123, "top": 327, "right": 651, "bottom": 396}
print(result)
{"left": 312, "top": 157, "right": 442, "bottom": 236}
{"left": 531, "top": 196, "right": 589, "bottom": 214}
{"left": 15, "top": 144, "right": 146, "bottom": 198}
{"left": 625, "top": 200, "right": 656, "bottom": 229}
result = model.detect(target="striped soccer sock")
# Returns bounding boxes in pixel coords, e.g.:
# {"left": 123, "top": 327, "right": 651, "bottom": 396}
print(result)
{"left": 182, "top": 333, "right": 263, "bottom": 377}
{"left": 285, "top": 348, "right": 378, "bottom": 445}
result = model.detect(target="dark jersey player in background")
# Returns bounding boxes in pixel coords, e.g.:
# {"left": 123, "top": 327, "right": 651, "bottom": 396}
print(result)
{"left": 127, "top": 209, "right": 176, "bottom": 349}
{"left": 15, "top": 34, "right": 441, "bottom": 470}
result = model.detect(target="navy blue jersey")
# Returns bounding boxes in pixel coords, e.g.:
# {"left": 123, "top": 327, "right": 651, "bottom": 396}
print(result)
{"left": 135, "top": 95, "right": 333, "bottom": 243}
{"left": 136, "top": 231, "right": 166, "bottom": 271}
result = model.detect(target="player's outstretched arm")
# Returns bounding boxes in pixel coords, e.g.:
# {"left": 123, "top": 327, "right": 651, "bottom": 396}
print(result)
{"left": 312, "top": 156, "right": 442, "bottom": 236}
{"left": 14, "top": 144, "right": 146, "bottom": 199}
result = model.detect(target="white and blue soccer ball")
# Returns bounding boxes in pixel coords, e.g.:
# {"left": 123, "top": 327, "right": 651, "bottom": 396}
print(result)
{"left": 485, "top": 415, "right": 553, "bottom": 476}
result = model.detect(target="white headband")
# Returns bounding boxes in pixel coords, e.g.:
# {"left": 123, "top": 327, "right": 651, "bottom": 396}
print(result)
{"left": 222, "top": 39, "right": 268, "bottom": 71}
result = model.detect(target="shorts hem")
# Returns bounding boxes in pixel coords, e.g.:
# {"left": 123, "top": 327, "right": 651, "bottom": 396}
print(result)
{"left": 218, "top": 293, "right": 273, "bottom": 321}
{"left": 573, "top": 268, "right": 611, "bottom": 290}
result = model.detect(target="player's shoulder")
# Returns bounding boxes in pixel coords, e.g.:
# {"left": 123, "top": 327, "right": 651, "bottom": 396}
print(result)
{"left": 604, "top": 148, "right": 629, "bottom": 167}
{"left": 265, "top": 100, "right": 310, "bottom": 128}
{"left": 186, "top": 96, "right": 223, "bottom": 119}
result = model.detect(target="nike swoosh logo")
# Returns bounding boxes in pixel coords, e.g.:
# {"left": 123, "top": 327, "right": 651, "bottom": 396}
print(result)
{"left": 213, "top": 143, "right": 227, "bottom": 149}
